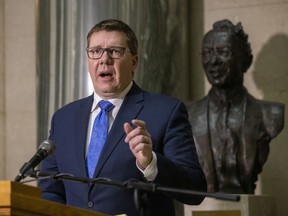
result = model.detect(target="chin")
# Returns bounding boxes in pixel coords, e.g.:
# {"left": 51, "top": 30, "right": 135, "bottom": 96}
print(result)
{"left": 210, "top": 80, "right": 226, "bottom": 87}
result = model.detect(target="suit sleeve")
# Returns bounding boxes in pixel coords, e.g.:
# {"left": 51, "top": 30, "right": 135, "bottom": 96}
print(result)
{"left": 38, "top": 114, "right": 66, "bottom": 204}
{"left": 153, "top": 101, "right": 207, "bottom": 205}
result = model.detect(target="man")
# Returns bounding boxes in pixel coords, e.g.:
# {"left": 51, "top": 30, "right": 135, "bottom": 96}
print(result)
{"left": 38, "top": 19, "right": 206, "bottom": 216}
{"left": 188, "top": 19, "right": 284, "bottom": 194}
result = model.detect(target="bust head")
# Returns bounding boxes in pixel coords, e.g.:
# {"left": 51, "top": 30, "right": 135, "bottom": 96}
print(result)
{"left": 201, "top": 19, "right": 253, "bottom": 88}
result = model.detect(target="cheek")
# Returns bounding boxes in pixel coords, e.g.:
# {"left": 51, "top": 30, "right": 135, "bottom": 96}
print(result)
{"left": 202, "top": 56, "right": 209, "bottom": 66}
{"left": 88, "top": 60, "right": 98, "bottom": 74}
{"left": 223, "top": 59, "right": 232, "bottom": 67}
{"left": 202, "top": 61, "right": 209, "bottom": 70}
{"left": 88, "top": 61, "right": 100, "bottom": 83}
{"left": 118, "top": 62, "right": 134, "bottom": 78}
{"left": 88, "top": 59, "right": 97, "bottom": 69}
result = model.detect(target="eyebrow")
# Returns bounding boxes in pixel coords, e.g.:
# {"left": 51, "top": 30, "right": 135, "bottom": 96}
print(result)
{"left": 88, "top": 45, "right": 125, "bottom": 49}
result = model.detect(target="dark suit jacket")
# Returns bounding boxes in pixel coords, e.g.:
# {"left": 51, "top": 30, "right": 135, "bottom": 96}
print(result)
{"left": 187, "top": 92, "right": 284, "bottom": 194}
{"left": 39, "top": 82, "right": 206, "bottom": 216}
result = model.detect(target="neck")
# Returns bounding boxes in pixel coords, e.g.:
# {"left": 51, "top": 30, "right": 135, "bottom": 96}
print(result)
{"left": 209, "top": 85, "right": 246, "bottom": 106}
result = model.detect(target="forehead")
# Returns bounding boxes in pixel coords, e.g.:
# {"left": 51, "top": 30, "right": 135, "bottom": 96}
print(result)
{"left": 203, "top": 31, "right": 233, "bottom": 47}
{"left": 88, "top": 30, "right": 128, "bottom": 47}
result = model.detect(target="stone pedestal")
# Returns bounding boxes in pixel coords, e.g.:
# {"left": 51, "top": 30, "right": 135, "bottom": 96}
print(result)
{"left": 192, "top": 210, "right": 240, "bottom": 216}
{"left": 183, "top": 195, "right": 276, "bottom": 216}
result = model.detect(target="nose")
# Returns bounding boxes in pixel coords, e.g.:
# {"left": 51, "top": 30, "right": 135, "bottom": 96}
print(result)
{"left": 99, "top": 51, "right": 113, "bottom": 65}
{"left": 210, "top": 51, "right": 219, "bottom": 64}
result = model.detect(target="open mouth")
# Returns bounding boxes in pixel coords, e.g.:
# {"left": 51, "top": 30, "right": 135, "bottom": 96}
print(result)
{"left": 99, "top": 71, "right": 113, "bottom": 78}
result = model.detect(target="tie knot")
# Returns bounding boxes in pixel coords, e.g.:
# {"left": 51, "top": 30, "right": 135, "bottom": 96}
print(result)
{"left": 98, "top": 100, "right": 114, "bottom": 112}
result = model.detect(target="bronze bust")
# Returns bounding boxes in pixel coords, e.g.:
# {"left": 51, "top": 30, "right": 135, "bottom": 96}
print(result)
{"left": 188, "top": 19, "right": 284, "bottom": 194}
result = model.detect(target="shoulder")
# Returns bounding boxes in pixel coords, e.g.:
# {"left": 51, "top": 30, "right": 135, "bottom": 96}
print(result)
{"left": 132, "top": 82, "right": 184, "bottom": 107}
{"left": 145, "top": 91, "right": 180, "bottom": 104}
{"left": 53, "top": 95, "right": 93, "bottom": 117}
{"left": 246, "top": 94, "right": 284, "bottom": 117}
{"left": 261, "top": 100, "right": 284, "bottom": 137}
{"left": 185, "top": 97, "right": 208, "bottom": 114}
{"left": 247, "top": 94, "right": 285, "bottom": 137}
{"left": 142, "top": 92, "right": 189, "bottom": 118}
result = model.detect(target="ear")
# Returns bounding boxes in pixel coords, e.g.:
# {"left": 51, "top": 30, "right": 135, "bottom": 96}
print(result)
{"left": 132, "top": 55, "right": 138, "bottom": 70}
{"left": 243, "top": 54, "right": 253, "bottom": 73}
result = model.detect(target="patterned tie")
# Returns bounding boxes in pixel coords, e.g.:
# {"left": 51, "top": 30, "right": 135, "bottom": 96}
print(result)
{"left": 87, "top": 100, "right": 114, "bottom": 178}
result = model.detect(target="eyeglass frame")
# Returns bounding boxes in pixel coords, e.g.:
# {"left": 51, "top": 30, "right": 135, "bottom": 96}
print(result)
{"left": 86, "top": 46, "right": 131, "bottom": 60}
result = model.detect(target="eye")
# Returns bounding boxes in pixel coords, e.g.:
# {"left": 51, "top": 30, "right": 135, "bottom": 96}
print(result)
{"left": 111, "top": 48, "right": 122, "bottom": 55}
{"left": 107, "top": 47, "right": 124, "bottom": 58}
{"left": 217, "top": 48, "right": 231, "bottom": 58}
{"left": 92, "top": 48, "right": 103, "bottom": 55}
{"left": 201, "top": 49, "right": 212, "bottom": 58}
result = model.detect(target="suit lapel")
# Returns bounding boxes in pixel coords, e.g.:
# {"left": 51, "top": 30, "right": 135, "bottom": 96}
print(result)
{"left": 189, "top": 98, "right": 212, "bottom": 160}
{"left": 190, "top": 97, "right": 218, "bottom": 191}
{"left": 73, "top": 95, "right": 94, "bottom": 177}
{"left": 238, "top": 94, "right": 261, "bottom": 180}
{"left": 93, "top": 83, "right": 144, "bottom": 178}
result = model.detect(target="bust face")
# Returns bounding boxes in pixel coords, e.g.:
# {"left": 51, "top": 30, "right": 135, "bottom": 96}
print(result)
{"left": 201, "top": 30, "right": 243, "bottom": 88}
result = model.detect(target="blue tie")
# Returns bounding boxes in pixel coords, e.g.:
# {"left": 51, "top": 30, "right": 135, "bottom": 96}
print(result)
{"left": 87, "top": 100, "right": 114, "bottom": 178}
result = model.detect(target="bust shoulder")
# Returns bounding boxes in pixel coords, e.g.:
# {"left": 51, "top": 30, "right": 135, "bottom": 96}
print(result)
{"left": 247, "top": 94, "right": 285, "bottom": 138}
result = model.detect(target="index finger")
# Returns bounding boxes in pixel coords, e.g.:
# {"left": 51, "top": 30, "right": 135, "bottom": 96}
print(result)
{"left": 131, "top": 119, "right": 147, "bottom": 129}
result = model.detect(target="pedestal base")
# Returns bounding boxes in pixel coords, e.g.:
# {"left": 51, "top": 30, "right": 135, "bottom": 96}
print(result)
{"left": 183, "top": 195, "right": 276, "bottom": 216}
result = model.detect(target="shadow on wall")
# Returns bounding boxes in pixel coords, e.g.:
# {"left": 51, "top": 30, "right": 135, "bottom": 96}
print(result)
{"left": 252, "top": 33, "right": 288, "bottom": 101}
{"left": 252, "top": 33, "right": 288, "bottom": 216}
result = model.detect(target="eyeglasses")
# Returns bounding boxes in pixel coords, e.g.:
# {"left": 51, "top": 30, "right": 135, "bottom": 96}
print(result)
{"left": 86, "top": 47, "right": 130, "bottom": 60}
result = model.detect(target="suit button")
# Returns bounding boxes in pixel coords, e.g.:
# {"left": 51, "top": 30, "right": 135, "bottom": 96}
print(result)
{"left": 88, "top": 201, "right": 94, "bottom": 208}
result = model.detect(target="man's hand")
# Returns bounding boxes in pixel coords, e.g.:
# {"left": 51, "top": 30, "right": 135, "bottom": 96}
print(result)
{"left": 124, "top": 119, "right": 153, "bottom": 170}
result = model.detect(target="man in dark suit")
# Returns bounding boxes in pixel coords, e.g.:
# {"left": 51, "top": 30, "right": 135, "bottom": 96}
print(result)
{"left": 188, "top": 19, "right": 284, "bottom": 194}
{"left": 38, "top": 19, "right": 206, "bottom": 216}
